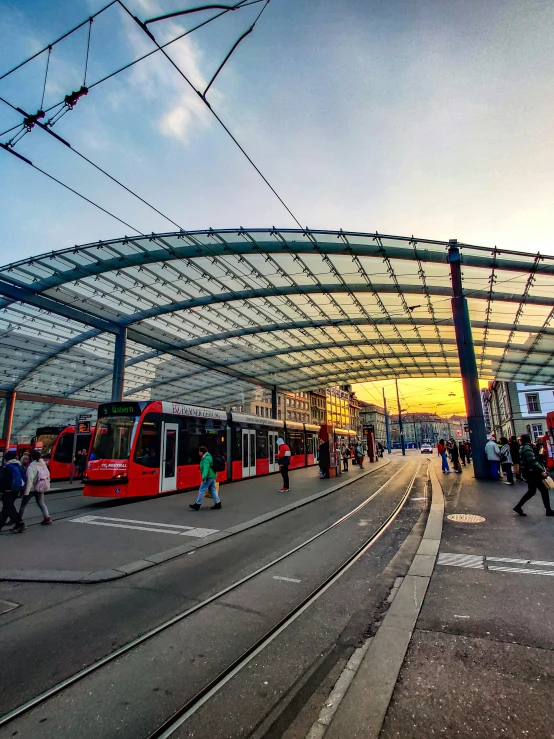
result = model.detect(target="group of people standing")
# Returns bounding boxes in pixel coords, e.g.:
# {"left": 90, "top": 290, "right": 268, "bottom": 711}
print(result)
{"left": 437, "top": 438, "right": 472, "bottom": 474}
{"left": 0, "top": 449, "right": 52, "bottom": 533}
{"left": 485, "top": 433, "right": 554, "bottom": 516}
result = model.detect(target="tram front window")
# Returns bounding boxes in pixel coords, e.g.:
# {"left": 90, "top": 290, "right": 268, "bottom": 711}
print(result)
{"left": 91, "top": 416, "right": 137, "bottom": 460}
{"left": 35, "top": 433, "right": 58, "bottom": 459}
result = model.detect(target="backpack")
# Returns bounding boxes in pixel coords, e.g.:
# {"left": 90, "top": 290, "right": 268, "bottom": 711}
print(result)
{"left": 212, "top": 455, "right": 226, "bottom": 473}
{"left": 35, "top": 465, "right": 51, "bottom": 493}
{"left": 9, "top": 464, "right": 26, "bottom": 494}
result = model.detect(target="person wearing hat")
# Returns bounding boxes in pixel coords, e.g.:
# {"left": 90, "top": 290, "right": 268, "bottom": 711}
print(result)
{"left": 276, "top": 437, "right": 291, "bottom": 492}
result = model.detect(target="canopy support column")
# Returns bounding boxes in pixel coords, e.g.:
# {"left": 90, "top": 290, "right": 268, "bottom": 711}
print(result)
{"left": 271, "top": 386, "right": 278, "bottom": 420}
{"left": 448, "top": 240, "right": 488, "bottom": 479}
{"left": 2, "top": 390, "right": 16, "bottom": 445}
{"left": 111, "top": 328, "right": 127, "bottom": 402}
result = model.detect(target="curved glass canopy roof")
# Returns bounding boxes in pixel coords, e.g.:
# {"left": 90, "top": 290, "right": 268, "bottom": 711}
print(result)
{"left": 1, "top": 228, "right": 553, "bottom": 436}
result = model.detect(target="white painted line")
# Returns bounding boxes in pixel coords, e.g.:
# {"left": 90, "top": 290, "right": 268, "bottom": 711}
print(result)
{"left": 453, "top": 614, "right": 470, "bottom": 619}
{"left": 71, "top": 519, "right": 186, "bottom": 535}
{"left": 486, "top": 556, "right": 530, "bottom": 564}
{"left": 273, "top": 575, "right": 301, "bottom": 583}
{"left": 70, "top": 516, "right": 219, "bottom": 539}
{"left": 411, "top": 497, "right": 426, "bottom": 501}
{"left": 529, "top": 559, "right": 554, "bottom": 568}
{"left": 488, "top": 565, "right": 554, "bottom": 576}
{"left": 73, "top": 515, "right": 195, "bottom": 530}
{"left": 437, "top": 553, "right": 484, "bottom": 569}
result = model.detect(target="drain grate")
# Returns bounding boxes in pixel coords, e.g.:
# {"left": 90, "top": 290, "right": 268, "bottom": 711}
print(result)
{"left": 447, "top": 513, "right": 486, "bottom": 524}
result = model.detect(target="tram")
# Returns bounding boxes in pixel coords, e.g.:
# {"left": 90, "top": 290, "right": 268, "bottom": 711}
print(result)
{"left": 542, "top": 412, "right": 554, "bottom": 470}
{"left": 84, "top": 401, "right": 331, "bottom": 498}
{"left": 34, "top": 424, "right": 95, "bottom": 480}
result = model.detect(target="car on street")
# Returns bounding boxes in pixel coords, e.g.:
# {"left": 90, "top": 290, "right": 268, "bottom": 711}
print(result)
{"left": 420, "top": 444, "right": 433, "bottom": 454}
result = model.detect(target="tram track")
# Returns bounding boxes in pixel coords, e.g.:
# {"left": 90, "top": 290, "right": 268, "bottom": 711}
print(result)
{"left": 0, "top": 460, "right": 423, "bottom": 736}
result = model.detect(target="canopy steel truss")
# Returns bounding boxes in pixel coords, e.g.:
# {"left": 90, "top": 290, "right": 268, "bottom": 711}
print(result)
{"left": 1, "top": 228, "right": 553, "bottom": 437}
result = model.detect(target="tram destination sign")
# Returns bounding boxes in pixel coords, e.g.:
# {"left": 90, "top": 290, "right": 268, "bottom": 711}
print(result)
{"left": 99, "top": 402, "right": 142, "bottom": 417}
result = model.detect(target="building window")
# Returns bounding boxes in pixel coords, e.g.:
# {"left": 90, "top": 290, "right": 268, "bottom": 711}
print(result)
{"left": 255, "top": 406, "right": 259, "bottom": 415}
{"left": 278, "top": 410, "right": 281, "bottom": 420}
{"left": 526, "top": 394, "right": 541, "bottom": 413}
{"left": 531, "top": 423, "right": 543, "bottom": 440}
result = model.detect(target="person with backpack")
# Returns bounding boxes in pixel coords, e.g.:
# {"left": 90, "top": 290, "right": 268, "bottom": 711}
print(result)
{"left": 513, "top": 434, "right": 554, "bottom": 516}
{"left": 499, "top": 436, "right": 514, "bottom": 485}
{"left": 19, "top": 449, "right": 52, "bottom": 524}
{"left": 0, "top": 450, "right": 26, "bottom": 533}
{"left": 189, "top": 446, "right": 221, "bottom": 510}
{"left": 276, "top": 437, "right": 292, "bottom": 491}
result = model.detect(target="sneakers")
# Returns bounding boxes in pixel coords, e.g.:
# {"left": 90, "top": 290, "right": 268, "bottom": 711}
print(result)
{"left": 189, "top": 503, "right": 201, "bottom": 511}
{"left": 278, "top": 487, "right": 290, "bottom": 492}
{"left": 211, "top": 502, "right": 222, "bottom": 510}
{"left": 41, "top": 517, "right": 52, "bottom": 525}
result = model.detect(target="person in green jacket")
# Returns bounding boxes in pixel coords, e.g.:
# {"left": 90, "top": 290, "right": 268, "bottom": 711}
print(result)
{"left": 513, "top": 434, "right": 553, "bottom": 516}
{"left": 190, "top": 446, "right": 221, "bottom": 510}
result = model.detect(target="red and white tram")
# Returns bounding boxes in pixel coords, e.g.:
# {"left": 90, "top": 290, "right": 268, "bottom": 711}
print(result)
{"left": 84, "top": 401, "right": 324, "bottom": 498}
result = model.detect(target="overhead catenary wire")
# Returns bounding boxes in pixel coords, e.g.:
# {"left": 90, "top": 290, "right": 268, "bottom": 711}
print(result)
{"left": 40, "top": 46, "right": 52, "bottom": 110}
{"left": 118, "top": 0, "right": 304, "bottom": 231}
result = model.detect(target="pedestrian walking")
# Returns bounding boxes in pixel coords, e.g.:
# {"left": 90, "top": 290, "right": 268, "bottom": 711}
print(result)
{"left": 450, "top": 439, "right": 461, "bottom": 473}
{"left": 0, "top": 451, "right": 26, "bottom": 533}
{"left": 19, "top": 451, "right": 30, "bottom": 469}
{"left": 509, "top": 435, "right": 522, "bottom": 481}
{"left": 341, "top": 444, "right": 350, "bottom": 472}
{"left": 19, "top": 450, "right": 52, "bottom": 523}
{"left": 513, "top": 434, "right": 554, "bottom": 516}
{"left": 276, "top": 437, "right": 291, "bottom": 491}
{"left": 459, "top": 441, "right": 467, "bottom": 467}
{"left": 499, "top": 437, "right": 514, "bottom": 485}
{"left": 189, "top": 446, "right": 221, "bottom": 510}
{"left": 485, "top": 436, "right": 502, "bottom": 479}
{"left": 377, "top": 442, "right": 384, "bottom": 458}
{"left": 75, "top": 449, "right": 87, "bottom": 479}
{"left": 465, "top": 440, "right": 472, "bottom": 463}
{"left": 437, "top": 439, "right": 450, "bottom": 473}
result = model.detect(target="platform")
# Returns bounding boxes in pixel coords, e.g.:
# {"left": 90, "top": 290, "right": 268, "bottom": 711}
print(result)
{"left": 0, "top": 461, "right": 389, "bottom": 583}
{"left": 323, "top": 456, "right": 554, "bottom": 739}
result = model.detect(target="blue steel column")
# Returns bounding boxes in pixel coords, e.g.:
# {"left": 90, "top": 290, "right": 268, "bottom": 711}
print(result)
{"left": 448, "top": 240, "right": 488, "bottom": 478}
{"left": 2, "top": 390, "right": 16, "bottom": 444}
{"left": 271, "top": 385, "right": 278, "bottom": 420}
{"left": 383, "top": 388, "right": 391, "bottom": 454}
{"left": 111, "top": 328, "right": 127, "bottom": 402}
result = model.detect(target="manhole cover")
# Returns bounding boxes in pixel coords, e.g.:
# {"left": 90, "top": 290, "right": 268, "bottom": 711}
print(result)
{"left": 447, "top": 514, "right": 486, "bottom": 524}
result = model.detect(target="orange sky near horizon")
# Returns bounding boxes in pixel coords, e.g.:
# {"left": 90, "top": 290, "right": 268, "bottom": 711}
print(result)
{"left": 352, "top": 377, "right": 490, "bottom": 418}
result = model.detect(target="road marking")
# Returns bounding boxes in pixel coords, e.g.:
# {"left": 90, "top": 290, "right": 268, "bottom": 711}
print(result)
{"left": 438, "top": 551, "right": 554, "bottom": 578}
{"left": 454, "top": 614, "right": 470, "bottom": 619}
{"left": 71, "top": 515, "right": 218, "bottom": 538}
{"left": 273, "top": 575, "right": 301, "bottom": 583}
{"left": 411, "top": 497, "right": 426, "bottom": 501}
{"left": 0, "top": 599, "right": 19, "bottom": 615}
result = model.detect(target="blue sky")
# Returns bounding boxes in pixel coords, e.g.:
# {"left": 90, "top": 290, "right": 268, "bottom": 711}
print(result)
{"left": 1, "top": 0, "right": 554, "bottom": 263}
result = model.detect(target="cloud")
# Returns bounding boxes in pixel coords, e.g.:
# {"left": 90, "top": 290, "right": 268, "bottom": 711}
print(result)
{"left": 123, "top": 12, "right": 214, "bottom": 143}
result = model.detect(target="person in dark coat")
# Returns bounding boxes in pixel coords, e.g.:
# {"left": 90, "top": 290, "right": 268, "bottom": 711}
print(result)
{"left": 318, "top": 440, "right": 330, "bottom": 478}
{"left": 449, "top": 439, "right": 461, "bottom": 473}
{"left": 509, "top": 435, "right": 521, "bottom": 480}
{"left": 513, "top": 434, "right": 554, "bottom": 516}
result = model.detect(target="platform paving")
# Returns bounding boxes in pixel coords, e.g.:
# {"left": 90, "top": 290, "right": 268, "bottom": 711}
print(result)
{"left": 0, "top": 460, "right": 389, "bottom": 583}
{"left": 323, "top": 455, "right": 554, "bottom": 739}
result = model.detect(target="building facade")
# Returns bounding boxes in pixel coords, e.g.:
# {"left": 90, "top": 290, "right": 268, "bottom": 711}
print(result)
{"left": 309, "top": 389, "right": 327, "bottom": 425}
{"left": 359, "top": 402, "right": 387, "bottom": 445}
{"left": 485, "top": 381, "right": 554, "bottom": 441}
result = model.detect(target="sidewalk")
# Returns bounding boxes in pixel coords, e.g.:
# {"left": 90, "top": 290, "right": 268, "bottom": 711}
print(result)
{"left": 0, "top": 460, "right": 390, "bottom": 584}
{"left": 322, "top": 457, "right": 554, "bottom": 739}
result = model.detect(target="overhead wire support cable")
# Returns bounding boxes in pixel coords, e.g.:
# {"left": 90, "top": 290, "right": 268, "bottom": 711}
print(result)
{"left": 40, "top": 46, "right": 52, "bottom": 110}
{"left": 0, "top": 0, "right": 118, "bottom": 82}
{"left": 83, "top": 19, "right": 93, "bottom": 86}
{"left": 118, "top": 0, "right": 304, "bottom": 231}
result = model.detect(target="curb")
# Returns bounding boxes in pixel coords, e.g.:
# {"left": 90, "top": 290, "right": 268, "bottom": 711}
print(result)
{"left": 0, "top": 461, "right": 392, "bottom": 584}
{"left": 308, "top": 462, "right": 444, "bottom": 739}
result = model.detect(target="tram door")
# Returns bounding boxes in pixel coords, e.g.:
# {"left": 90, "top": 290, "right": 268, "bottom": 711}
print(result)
{"left": 268, "top": 430, "right": 279, "bottom": 473}
{"left": 160, "top": 422, "right": 178, "bottom": 492}
{"left": 241, "top": 429, "right": 256, "bottom": 477}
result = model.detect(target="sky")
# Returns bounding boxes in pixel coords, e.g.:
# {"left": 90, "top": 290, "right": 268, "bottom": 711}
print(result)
{"left": 1, "top": 0, "right": 553, "bottom": 416}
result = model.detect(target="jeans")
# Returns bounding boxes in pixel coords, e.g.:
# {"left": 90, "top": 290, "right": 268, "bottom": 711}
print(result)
{"left": 0, "top": 491, "right": 22, "bottom": 529}
{"left": 196, "top": 478, "right": 220, "bottom": 505}
{"left": 279, "top": 464, "right": 290, "bottom": 489}
{"left": 490, "top": 460, "right": 500, "bottom": 479}
{"left": 343, "top": 458, "right": 349, "bottom": 471}
{"left": 502, "top": 463, "right": 514, "bottom": 484}
{"left": 440, "top": 452, "right": 450, "bottom": 473}
{"left": 516, "top": 474, "right": 552, "bottom": 512}
{"left": 20, "top": 491, "right": 50, "bottom": 519}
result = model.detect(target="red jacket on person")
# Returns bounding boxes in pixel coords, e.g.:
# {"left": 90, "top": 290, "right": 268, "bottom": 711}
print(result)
{"left": 277, "top": 443, "right": 291, "bottom": 465}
